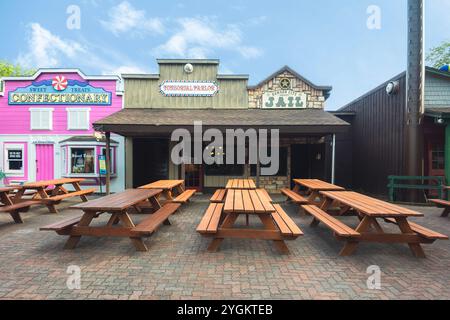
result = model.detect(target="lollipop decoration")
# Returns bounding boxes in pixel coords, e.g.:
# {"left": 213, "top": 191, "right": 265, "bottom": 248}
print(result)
{"left": 52, "top": 76, "right": 68, "bottom": 91}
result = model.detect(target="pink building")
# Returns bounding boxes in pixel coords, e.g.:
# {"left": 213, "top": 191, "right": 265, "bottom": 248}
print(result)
{"left": 0, "top": 69, "right": 125, "bottom": 192}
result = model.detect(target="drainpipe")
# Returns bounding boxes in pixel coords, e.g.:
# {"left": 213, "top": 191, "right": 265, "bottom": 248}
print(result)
{"left": 445, "top": 124, "right": 450, "bottom": 197}
{"left": 331, "top": 134, "right": 336, "bottom": 184}
{"left": 105, "top": 131, "right": 111, "bottom": 195}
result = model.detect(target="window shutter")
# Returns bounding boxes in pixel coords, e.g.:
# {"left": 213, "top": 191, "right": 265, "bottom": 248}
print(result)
{"left": 67, "top": 109, "right": 90, "bottom": 130}
{"left": 30, "top": 108, "right": 52, "bottom": 130}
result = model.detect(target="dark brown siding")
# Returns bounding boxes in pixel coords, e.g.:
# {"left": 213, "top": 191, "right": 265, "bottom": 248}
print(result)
{"left": 339, "top": 73, "right": 407, "bottom": 196}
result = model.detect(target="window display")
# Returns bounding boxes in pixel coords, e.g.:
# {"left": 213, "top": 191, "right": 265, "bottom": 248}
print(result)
{"left": 70, "top": 148, "right": 95, "bottom": 174}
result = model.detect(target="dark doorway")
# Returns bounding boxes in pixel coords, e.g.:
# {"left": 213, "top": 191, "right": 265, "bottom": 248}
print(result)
{"left": 185, "top": 164, "right": 203, "bottom": 191}
{"left": 290, "top": 144, "right": 326, "bottom": 188}
{"left": 133, "top": 138, "right": 169, "bottom": 188}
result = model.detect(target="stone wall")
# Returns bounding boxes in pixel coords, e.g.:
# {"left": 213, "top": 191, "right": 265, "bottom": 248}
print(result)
{"left": 248, "top": 70, "right": 326, "bottom": 109}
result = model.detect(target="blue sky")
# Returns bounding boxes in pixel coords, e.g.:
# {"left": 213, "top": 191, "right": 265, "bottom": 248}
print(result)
{"left": 0, "top": 0, "right": 449, "bottom": 110}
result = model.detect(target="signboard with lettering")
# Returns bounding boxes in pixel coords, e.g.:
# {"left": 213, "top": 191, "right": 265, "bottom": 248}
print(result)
{"left": 8, "top": 75, "right": 112, "bottom": 105}
{"left": 160, "top": 80, "right": 219, "bottom": 97}
{"left": 8, "top": 150, "right": 22, "bottom": 160}
{"left": 98, "top": 155, "right": 107, "bottom": 175}
{"left": 262, "top": 90, "right": 307, "bottom": 108}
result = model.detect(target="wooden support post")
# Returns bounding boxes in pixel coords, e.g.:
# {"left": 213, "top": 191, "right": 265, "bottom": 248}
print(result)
{"left": 105, "top": 132, "right": 111, "bottom": 195}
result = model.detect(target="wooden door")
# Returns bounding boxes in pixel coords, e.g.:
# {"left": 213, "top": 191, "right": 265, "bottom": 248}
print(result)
{"left": 184, "top": 164, "right": 203, "bottom": 191}
{"left": 35, "top": 144, "right": 54, "bottom": 181}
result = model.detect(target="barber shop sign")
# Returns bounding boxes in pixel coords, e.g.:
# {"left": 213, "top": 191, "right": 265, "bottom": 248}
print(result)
{"left": 262, "top": 90, "right": 308, "bottom": 108}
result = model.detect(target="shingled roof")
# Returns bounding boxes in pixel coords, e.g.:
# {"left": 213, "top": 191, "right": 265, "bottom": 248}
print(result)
{"left": 93, "top": 108, "right": 349, "bottom": 136}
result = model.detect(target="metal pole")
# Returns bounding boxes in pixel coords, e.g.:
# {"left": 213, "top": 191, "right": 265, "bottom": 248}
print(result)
{"left": 405, "top": 0, "right": 425, "bottom": 201}
{"left": 331, "top": 134, "right": 336, "bottom": 184}
{"left": 256, "top": 145, "right": 261, "bottom": 188}
{"left": 105, "top": 132, "right": 111, "bottom": 195}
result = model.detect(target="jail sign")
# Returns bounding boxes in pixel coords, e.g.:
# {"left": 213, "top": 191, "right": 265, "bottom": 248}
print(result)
{"left": 262, "top": 90, "right": 307, "bottom": 108}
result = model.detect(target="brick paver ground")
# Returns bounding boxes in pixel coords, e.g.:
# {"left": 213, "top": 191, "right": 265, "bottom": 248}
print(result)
{"left": 0, "top": 194, "right": 448, "bottom": 300}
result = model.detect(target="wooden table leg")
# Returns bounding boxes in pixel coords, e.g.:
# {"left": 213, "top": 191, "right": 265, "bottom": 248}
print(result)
{"left": 441, "top": 207, "right": 450, "bottom": 217}
{"left": 64, "top": 211, "right": 96, "bottom": 249}
{"left": 175, "top": 184, "right": 185, "bottom": 196}
{"left": 163, "top": 189, "right": 173, "bottom": 201}
{"left": 307, "top": 190, "right": 319, "bottom": 204}
{"left": 149, "top": 195, "right": 162, "bottom": 211}
{"left": 339, "top": 215, "right": 372, "bottom": 256}
{"left": 292, "top": 184, "right": 300, "bottom": 193}
{"left": 51, "top": 184, "right": 67, "bottom": 196}
{"left": 395, "top": 217, "right": 426, "bottom": 258}
{"left": 72, "top": 182, "right": 89, "bottom": 202}
{"left": 118, "top": 211, "right": 148, "bottom": 252}
{"left": 1, "top": 192, "right": 24, "bottom": 223}
{"left": 208, "top": 213, "right": 239, "bottom": 252}
{"left": 259, "top": 214, "right": 290, "bottom": 254}
{"left": 36, "top": 187, "right": 58, "bottom": 213}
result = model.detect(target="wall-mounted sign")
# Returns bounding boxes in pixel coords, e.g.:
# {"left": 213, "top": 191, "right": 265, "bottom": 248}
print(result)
{"left": 160, "top": 80, "right": 219, "bottom": 97}
{"left": 8, "top": 150, "right": 22, "bottom": 160}
{"left": 8, "top": 76, "right": 112, "bottom": 105}
{"left": 262, "top": 90, "right": 307, "bottom": 108}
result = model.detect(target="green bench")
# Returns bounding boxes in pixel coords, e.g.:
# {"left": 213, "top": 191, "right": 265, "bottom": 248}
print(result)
{"left": 387, "top": 176, "right": 445, "bottom": 202}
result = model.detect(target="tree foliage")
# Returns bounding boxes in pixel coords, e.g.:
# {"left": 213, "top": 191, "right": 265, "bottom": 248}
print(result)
{"left": 426, "top": 41, "right": 450, "bottom": 69}
{"left": 0, "top": 61, "right": 35, "bottom": 77}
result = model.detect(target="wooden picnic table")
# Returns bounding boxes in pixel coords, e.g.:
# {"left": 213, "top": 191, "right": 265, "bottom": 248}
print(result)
{"left": 139, "top": 180, "right": 185, "bottom": 201}
{"left": 225, "top": 179, "right": 256, "bottom": 190}
{"left": 41, "top": 188, "right": 181, "bottom": 251}
{"left": 198, "top": 189, "right": 303, "bottom": 254}
{"left": 302, "top": 191, "right": 448, "bottom": 257}
{"left": 15, "top": 178, "right": 95, "bottom": 214}
{"left": 0, "top": 186, "right": 40, "bottom": 223}
{"left": 293, "top": 179, "right": 344, "bottom": 203}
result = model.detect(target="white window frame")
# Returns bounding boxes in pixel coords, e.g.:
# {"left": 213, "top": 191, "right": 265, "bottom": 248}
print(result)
{"left": 61, "top": 147, "right": 67, "bottom": 175}
{"left": 29, "top": 108, "right": 54, "bottom": 130}
{"left": 4, "top": 144, "right": 25, "bottom": 175}
{"left": 100, "top": 147, "right": 116, "bottom": 175}
{"left": 66, "top": 108, "right": 91, "bottom": 130}
{"left": 67, "top": 146, "right": 97, "bottom": 177}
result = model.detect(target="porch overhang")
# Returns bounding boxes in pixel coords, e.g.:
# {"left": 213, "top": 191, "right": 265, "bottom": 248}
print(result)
{"left": 93, "top": 108, "right": 350, "bottom": 137}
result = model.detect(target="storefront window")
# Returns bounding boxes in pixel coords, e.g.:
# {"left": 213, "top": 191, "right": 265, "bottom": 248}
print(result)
{"left": 5, "top": 147, "right": 24, "bottom": 173}
{"left": 70, "top": 148, "right": 95, "bottom": 174}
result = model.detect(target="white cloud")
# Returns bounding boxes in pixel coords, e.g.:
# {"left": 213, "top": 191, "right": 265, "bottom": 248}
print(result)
{"left": 17, "top": 23, "right": 86, "bottom": 68}
{"left": 17, "top": 23, "right": 147, "bottom": 77}
{"left": 154, "top": 17, "right": 262, "bottom": 59}
{"left": 237, "top": 46, "right": 263, "bottom": 59}
{"left": 101, "top": 1, "right": 164, "bottom": 36}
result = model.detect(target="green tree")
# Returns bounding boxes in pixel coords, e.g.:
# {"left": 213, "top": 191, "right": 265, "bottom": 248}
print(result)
{"left": 0, "top": 61, "right": 35, "bottom": 77}
{"left": 426, "top": 41, "right": 450, "bottom": 68}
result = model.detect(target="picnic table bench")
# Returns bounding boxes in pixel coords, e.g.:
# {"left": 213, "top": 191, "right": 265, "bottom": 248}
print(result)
{"left": 16, "top": 178, "right": 94, "bottom": 213}
{"left": 41, "top": 188, "right": 180, "bottom": 251}
{"left": 198, "top": 188, "right": 302, "bottom": 254}
{"left": 302, "top": 191, "right": 448, "bottom": 257}
{"left": 0, "top": 186, "right": 41, "bottom": 223}
{"left": 428, "top": 198, "right": 450, "bottom": 217}
{"left": 139, "top": 180, "right": 195, "bottom": 203}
